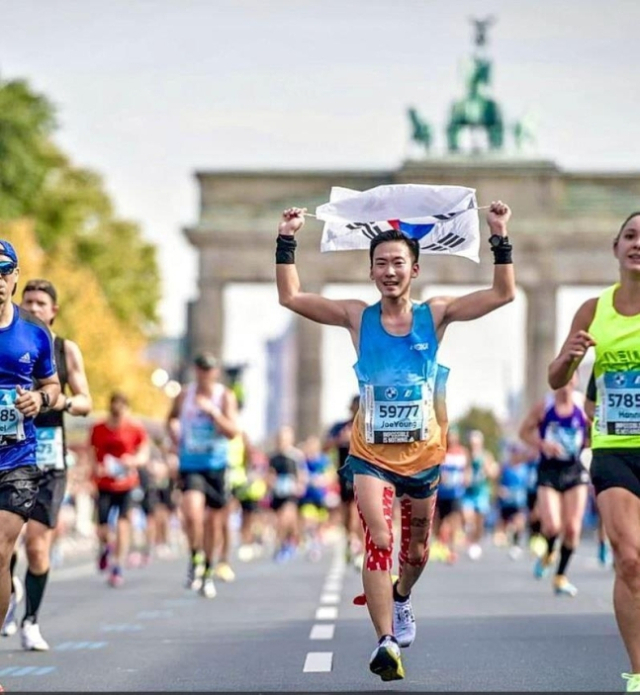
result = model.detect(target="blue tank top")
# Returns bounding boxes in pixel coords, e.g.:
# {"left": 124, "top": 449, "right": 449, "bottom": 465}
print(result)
{"left": 539, "top": 398, "right": 587, "bottom": 465}
{"left": 178, "top": 384, "right": 230, "bottom": 472}
{"left": 354, "top": 301, "right": 438, "bottom": 447}
{"left": 438, "top": 448, "right": 467, "bottom": 500}
{"left": 466, "top": 455, "right": 488, "bottom": 496}
{"left": 0, "top": 306, "right": 56, "bottom": 470}
{"left": 525, "top": 457, "right": 539, "bottom": 493}
{"left": 500, "top": 463, "right": 528, "bottom": 508}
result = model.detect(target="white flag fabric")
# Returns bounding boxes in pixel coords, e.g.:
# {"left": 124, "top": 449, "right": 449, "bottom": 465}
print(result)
{"left": 316, "top": 183, "right": 480, "bottom": 263}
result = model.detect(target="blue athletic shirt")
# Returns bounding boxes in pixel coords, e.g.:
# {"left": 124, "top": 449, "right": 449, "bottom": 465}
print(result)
{"left": 178, "top": 383, "right": 230, "bottom": 472}
{"left": 0, "top": 305, "right": 56, "bottom": 470}
{"left": 499, "top": 463, "right": 528, "bottom": 509}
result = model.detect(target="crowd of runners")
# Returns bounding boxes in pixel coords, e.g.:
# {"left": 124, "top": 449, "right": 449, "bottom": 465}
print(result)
{"left": 0, "top": 204, "right": 639, "bottom": 692}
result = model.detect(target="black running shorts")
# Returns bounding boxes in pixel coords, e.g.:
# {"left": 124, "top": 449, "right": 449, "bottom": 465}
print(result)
{"left": 96, "top": 489, "right": 135, "bottom": 525}
{"left": 30, "top": 469, "right": 67, "bottom": 529}
{"left": 179, "top": 469, "right": 229, "bottom": 510}
{"left": 436, "top": 496, "right": 462, "bottom": 520}
{"left": 590, "top": 449, "right": 640, "bottom": 498}
{"left": 500, "top": 504, "right": 523, "bottom": 522}
{"left": 537, "top": 460, "right": 590, "bottom": 494}
{"left": 0, "top": 465, "right": 41, "bottom": 520}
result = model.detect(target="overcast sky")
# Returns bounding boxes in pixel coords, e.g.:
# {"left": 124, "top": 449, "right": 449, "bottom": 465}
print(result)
{"left": 1, "top": 0, "right": 636, "bottom": 438}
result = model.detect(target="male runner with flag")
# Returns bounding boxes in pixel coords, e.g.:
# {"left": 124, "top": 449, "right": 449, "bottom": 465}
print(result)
{"left": 275, "top": 200, "right": 515, "bottom": 681}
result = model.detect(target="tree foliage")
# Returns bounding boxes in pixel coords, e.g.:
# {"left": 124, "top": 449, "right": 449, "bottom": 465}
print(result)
{"left": 33, "top": 162, "right": 160, "bottom": 331}
{"left": 0, "top": 79, "right": 60, "bottom": 220}
{"left": 0, "top": 75, "right": 161, "bottom": 334}
{"left": 0, "top": 75, "right": 165, "bottom": 418}
{"left": 455, "top": 406, "right": 503, "bottom": 459}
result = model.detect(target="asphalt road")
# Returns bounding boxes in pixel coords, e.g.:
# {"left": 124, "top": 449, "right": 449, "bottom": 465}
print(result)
{"left": 0, "top": 537, "right": 626, "bottom": 692}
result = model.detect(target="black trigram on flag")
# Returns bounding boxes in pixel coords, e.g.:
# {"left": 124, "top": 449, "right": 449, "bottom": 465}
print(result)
{"left": 345, "top": 221, "right": 394, "bottom": 240}
{"left": 420, "top": 232, "right": 466, "bottom": 252}
{"left": 431, "top": 212, "right": 460, "bottom": 222}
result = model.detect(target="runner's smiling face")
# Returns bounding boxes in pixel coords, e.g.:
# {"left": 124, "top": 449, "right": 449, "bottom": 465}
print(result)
{"left": 369, "top": 241, "right": 419, "bottom": 299}
{"left": 614, "top": 215, "right": 640, "bottom": 275}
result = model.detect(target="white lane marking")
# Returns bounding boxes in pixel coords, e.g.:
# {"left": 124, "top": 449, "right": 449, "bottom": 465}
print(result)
{"left": 310, "top": 624, "right": 335, "bottom": 640}
{"left": 320, "top": 593, "right": 340, "bottom": 605}
{"left": 315, "top": 606, "right": 338, "bottom": 620}
{"left": 323, "top": 580, "right": 342, "bottom": 592}
{"left": 303, "top": 652, "right": 333, "bottom": 672}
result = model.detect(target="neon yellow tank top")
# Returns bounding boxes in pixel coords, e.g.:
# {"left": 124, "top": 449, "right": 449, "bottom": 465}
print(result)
{"left": 589, "top": 284, "right": 640, "bottom": 449}
{"left": 227, "top": 434, "right": 247, "bottom": 487}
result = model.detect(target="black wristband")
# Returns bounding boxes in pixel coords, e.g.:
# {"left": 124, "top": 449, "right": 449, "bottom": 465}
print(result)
{"left": 275, "top": 234, "right": 297, "bottom": 264}
{"left": 491, "top": 244, "right": 513, "bottom": 264}
{"left": 489, "top": 236, "right": 513, "bottom": 265}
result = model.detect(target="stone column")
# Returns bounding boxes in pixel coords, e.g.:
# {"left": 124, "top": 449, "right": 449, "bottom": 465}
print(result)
{"left": 294, "top": 303, "right": 323, "bottom": 440}
{"left": 524, "top": 283, "right": 558, "bottom": 410}
{"left": 188, "top": 280, "right": 225, "bottom": 361}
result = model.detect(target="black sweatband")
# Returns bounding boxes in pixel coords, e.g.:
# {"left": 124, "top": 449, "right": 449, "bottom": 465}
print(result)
{"left": 275, "top": 235, "right": 297, "bottom": 264}
{"left": 491, "top": 241, "right": 513, "bottom": 265}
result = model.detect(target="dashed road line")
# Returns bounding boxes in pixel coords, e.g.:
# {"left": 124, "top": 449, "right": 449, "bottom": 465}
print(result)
{"left": 319, "top": 592, "right": 340, "bottom": 605}
{"left": 0, "top": 666, "right": 56, "bottom": 677}
{"left": 100, "top": 623, "right": 144, "bottom": 632}
{"left": 303, "top": 545, "right": 347, "bottom": 674}
{"left": 315, "top": 606, "right": 338, "bottom": 620}
{"left": 309, "top": 624, "right": 335, "bottom": 640}
{"left": 303, "top": 652, "right": 333, "bottom": 672}
{"left": 56, "top": 641, "right": 107, "bottom": 651}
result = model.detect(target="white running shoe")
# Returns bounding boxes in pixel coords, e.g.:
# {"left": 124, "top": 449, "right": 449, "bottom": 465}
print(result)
{"left": 369, "top": 636, "right": 405, "bottom": 681}
{"left": 21, "top": 620, "right": 50, "bottom": 651}
{"left": 200, "top": 573, "right": 217, "bottom": 599}
{"left": 237, "top": 544, "right": 254, "bottom": 563}
{"left": 185, "top": 556, "right": 205, "bottom": 591}
{"left": 393, "top": 596, "right": 416, "bottom": 648}
{"left": 1, "top": 595, "right": 17, "bottom": 637}
{"left": 468, "top": 543, "right": 483, "bottom": 561}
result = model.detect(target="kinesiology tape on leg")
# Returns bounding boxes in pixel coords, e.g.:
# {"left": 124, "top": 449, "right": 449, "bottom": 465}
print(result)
{"left": 355, "top": 486, "right": 394, "bottom": 572}
{"left": 398, "top": 497, "right": 434, "bottom": 571}
{"left": 398, "top": 498, "right": 412, "bottom": 575}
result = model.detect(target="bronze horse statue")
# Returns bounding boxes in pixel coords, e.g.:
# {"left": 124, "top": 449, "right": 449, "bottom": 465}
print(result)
{"left": 407, "top": 107, "right": 433, "bottom": 153}
{"left": 446, "top": 57, "right": 504, "bottom": 152}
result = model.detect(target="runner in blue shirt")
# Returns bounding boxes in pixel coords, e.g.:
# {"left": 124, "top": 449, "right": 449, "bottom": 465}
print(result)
{"left": 0, "top": 241, "right": 59, "bottom": 683}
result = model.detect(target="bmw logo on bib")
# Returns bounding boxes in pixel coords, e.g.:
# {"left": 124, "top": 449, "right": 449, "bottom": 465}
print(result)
{"left": 614, "top": 374, "right": 626, "bottom": 386}
{"left": 385, "top": 387, "right": 398, "bottom": 400}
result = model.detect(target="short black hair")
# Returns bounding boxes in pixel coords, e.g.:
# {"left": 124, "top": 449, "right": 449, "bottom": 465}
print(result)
{"left": 615, "top": 212, "right": 640, "bottom": 243}
{"left": 23, "top": 278, "right": 57, "bottom": 303}
{"left": 369, "top": 229, "right": 420, "bottom": 266}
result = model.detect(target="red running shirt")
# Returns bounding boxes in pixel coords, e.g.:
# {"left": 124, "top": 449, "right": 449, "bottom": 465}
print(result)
{"left": 90, "top": 419, "right": 147, "bottom": 493}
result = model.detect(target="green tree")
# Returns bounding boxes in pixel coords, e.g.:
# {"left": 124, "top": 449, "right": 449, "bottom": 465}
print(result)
{"left": 456, "top": 406, "right": 503, "bottom": 459}
{"left": 0, "top": 78, "right": 59, "bottom": 220}
{"left": 34, "top": 162, "right": 160, "bottom": 332}
{"left": 0, "top": 75, "right": 161, "bottom": 335}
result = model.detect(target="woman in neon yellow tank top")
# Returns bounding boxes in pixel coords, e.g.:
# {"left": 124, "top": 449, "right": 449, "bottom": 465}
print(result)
{"left": 549, "top": 212, "right": 640, "bottom": 693}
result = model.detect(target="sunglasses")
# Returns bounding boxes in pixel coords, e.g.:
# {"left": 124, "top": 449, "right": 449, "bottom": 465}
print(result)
{"left": 0, "top": 261, "right": 17, "bottom": 277}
